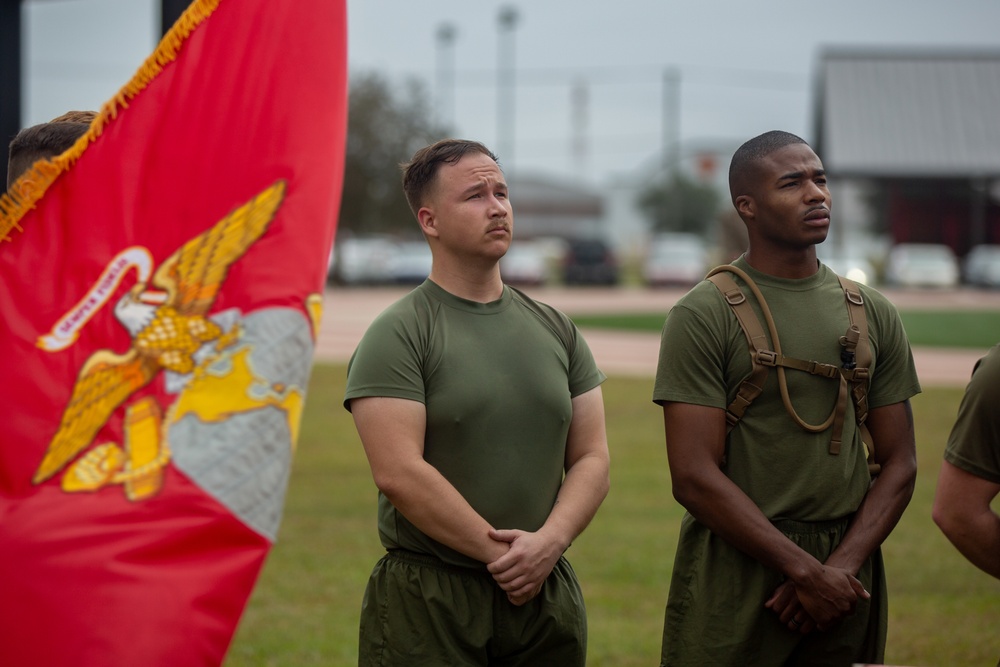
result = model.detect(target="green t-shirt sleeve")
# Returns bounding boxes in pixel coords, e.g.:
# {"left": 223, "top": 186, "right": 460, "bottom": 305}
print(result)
{"left": 653, "top": 297, "right": 732, "bottom": 409}
{"left": 343, "top": 307, "right": 426, "bottom": 411}
{"left": 565, "top": 320, "right": 607, "bottom": 398}
{"left": 864, "top": 289, "right": 922, "bottom": 408}
{"left": 944, "top": 344, "right": 1000, "bottom": 484}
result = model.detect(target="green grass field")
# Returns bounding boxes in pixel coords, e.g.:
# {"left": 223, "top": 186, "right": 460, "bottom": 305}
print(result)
{"left": 570, "top": 310, "right": 1000, "bottom": 350}
{"left": 224, "top": 364, "right": 1000, "bottom": 667}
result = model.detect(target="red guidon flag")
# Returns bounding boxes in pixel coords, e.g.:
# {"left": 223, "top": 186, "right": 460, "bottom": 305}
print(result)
{"left": 0, "top": 1, "right": 347, "bottom": 664}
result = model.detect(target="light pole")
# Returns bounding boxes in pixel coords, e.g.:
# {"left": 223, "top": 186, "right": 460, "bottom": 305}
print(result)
{"left": 435, "top": 23, "right": 456, "bottom": 131}
{"left": 496, "top": 5, "right": 519, "bottom": 173}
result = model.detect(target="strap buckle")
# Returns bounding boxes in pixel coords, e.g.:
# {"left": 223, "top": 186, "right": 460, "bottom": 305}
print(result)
{"left": 807, "top": 361, "right": 840, "bottom": 379}
{"left": 723, "top": 288, "right": 746, "bottom": 306}
{"left": 844, "top": 288, "right": 864, "bottom": 306}
{"left": 755, "top": 350, "right": 778, "bottom": 366}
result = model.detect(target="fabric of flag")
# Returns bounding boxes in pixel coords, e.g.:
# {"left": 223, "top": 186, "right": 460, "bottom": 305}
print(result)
{"left": 0, "top": 1, "right": 347, "bottom": 665}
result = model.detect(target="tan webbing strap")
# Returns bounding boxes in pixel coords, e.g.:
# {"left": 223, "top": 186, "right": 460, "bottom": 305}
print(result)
{"left": 838, "top": 276, "right": 878, "bottom": 475}
{"left": 706, "top": 270, "right": 772, "bottom": 431}
{"left": 827, "top": 375, "right": 851, "bottom": 455}
{"left": 705, "top": 265, "right": 877, "bottom": 474}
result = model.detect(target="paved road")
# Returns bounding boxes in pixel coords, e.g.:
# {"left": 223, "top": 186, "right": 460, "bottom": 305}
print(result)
{"left": 315, "top": 285, "right": 1000, "bottom": 387}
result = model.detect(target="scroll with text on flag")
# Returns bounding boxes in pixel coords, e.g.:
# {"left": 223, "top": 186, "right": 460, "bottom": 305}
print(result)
{"left": 0, "top": 1, "right": 347, "bottom": 665}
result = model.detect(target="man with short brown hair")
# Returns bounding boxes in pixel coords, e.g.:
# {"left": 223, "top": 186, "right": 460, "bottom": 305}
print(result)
{"left": 6, "top": 110, "right": 96, "bottom": 190}
{"left": 345, "top": 138, "right": 610, "bottom": 666}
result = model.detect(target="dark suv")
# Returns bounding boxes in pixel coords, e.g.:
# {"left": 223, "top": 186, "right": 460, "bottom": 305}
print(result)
{"left": 562, "top": 238, "right": 619, "bottom": 285}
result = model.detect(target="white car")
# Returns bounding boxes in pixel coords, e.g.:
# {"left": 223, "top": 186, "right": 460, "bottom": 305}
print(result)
{"left": 884, "top": 243, "right": 959, "bottom": 288}
{"left": 500, "top": 241, "right": 551, "bottom": 286}
{"left": 328, "top": 236, "right": 398, "bottom": 285}
{"left": 964, "top": 244, "right": 1000, "bottom": 288}
{"left": 642, "top": 234, "right": 708, "bottom": 287}
{"left": 387, "top": 241, "right": 433, "bottom": 284}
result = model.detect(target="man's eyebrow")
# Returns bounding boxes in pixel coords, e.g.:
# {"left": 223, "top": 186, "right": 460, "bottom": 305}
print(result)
{"left": 777, "top": 169, "right": 825, "bottom": 181}
{"left": 461, "top": 181, "right": 507, "bottom": 196}
{"left": 460, "top": 182, "right": 486, "bottom": 197}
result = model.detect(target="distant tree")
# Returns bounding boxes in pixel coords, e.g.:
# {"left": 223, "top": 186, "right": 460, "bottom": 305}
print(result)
{"left": 638, "top": 173, "right": 721, "bottom": 236}
{"left": 338, "top": 71, "right": 450, "bottom": 238}
{"left": 714, "top": 208, "right": 748, "bottom": 263}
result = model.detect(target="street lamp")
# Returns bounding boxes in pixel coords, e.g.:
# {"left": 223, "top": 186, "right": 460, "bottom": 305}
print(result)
{"left": 496, "top": 5, "right": 519, "bottom": 172}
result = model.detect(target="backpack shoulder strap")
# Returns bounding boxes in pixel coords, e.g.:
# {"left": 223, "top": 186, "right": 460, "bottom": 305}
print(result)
{"left": 707, "top": 266, "right": 878, "bottom": 474}
{"left": 706, "top": 266, "right": 774, "bottom": 432}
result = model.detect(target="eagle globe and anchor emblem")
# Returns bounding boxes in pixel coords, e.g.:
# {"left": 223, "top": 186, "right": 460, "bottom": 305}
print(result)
{"left": 33, "top": 180, "right": 321, "bottom": 526}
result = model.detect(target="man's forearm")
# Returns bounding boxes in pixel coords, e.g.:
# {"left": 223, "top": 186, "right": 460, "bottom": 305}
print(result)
{"left": 826, "top": 455, "right": 916, "bottom": 574}
{"left": 379, "top": 459, "right": 509, "bottom": 564}
{"left": 538, "top": 452, "right": 610, "bottom": 550}
{"left": 828, "top": 401, "right": 918, "bottom": 573}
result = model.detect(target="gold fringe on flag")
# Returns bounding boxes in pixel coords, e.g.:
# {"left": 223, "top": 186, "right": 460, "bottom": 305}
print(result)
{"left": 0, "top": 0, "right": 223, "bottom": 243}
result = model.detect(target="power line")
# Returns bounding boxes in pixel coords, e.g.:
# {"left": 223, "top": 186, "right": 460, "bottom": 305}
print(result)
{"left": 371, "top": 62, "right": 809, "bottom": 92}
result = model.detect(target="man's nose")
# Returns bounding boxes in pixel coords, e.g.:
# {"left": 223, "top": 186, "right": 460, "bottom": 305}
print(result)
{"left": 804, "top": 181, "right": 827, "bottom": 202}
{"left": 488, "top": 194, "right": 508, "bottom": 215}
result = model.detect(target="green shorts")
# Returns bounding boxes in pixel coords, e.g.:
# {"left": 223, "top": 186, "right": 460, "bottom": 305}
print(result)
{"left": 359, "top": 549, "right": 587, "bottom": 667}
{"left": 660, "top": 514, "right": 887, "bottom": 667}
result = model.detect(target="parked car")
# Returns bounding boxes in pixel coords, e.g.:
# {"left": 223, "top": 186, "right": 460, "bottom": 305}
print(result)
{"left": 884, "top": 243, "right": 959, "bottom": 288}
{"left": 963, "top": 244, "right": 1000, "bottom": 287}
{"left": 327, "top": 235, "right": 397, "bottom": 285}
{"left": 642, "top": 233, "right": 708, "bottom": 287}
{"left": 562, "top": 238, "right": 619, "bottom": 286}
{"left": 500, "top": 240, "right": 550, "bottom": 286}
{"left": 387, "top": 241, "right": 433, "bottom": 284}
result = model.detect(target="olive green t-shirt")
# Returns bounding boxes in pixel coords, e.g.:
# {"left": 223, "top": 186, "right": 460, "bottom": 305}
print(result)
{"left": 944, "top": 343, "right": 1000, "bottom": 484}
{"left": 653, "top": 256, "right": 921, "bottom": 521}
{"left": 345, "top": 280, "right": 606, "bottom": 568}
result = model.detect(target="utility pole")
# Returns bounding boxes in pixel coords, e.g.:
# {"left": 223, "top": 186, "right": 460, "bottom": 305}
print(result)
{"left": 662, "top": 67, "right": 682, "bottom": 228}
{"left": 661, "top": 66, "right": 681, "bottom": 179}
{"left": 435, "top": 23, "right": 457, "bottom": 131}
{"left": 570, "top": 79, "right": 588, "bottom": 182}
{"left": 496, "top": 5, "right": 519, "bottom": 173}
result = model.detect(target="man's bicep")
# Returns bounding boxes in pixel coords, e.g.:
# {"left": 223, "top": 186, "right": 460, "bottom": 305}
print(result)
{"left": 350, "top": 396, "right": 427, "bottom": 472}
{"left": 565, "top": 386, "right": 610, "bottom": 468}
{"left": 936, "top": 460, "right": 1000, "bottom": 518}
{"left": 865, "top": 399, "right": 916, "bottom": 466}
{"left": 662, "top": 401, "right": 728, "bottom": 472}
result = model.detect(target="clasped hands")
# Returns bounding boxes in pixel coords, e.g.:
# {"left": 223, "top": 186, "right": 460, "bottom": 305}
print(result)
{"left": 486, "top": 528, "right": 562, "bottom": 606}
{"left": 764, "top": 566, "right": 870, "bottom": 634}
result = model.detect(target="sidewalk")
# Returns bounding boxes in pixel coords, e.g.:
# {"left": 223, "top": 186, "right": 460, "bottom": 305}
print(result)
{"left": 315, "top": 286, "right": 994, "bottom": 387}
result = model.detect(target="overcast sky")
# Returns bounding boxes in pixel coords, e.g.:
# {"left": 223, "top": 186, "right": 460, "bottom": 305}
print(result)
{"left": 21, "top": 0, "right": 1000, "bottom": 184}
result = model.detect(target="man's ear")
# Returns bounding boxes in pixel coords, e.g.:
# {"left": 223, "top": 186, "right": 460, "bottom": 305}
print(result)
{"left": 735, "top": 194, "right": 755, "bottom": 220}
{"left": 417, "top": 207, "right": 438, "bottom": 238}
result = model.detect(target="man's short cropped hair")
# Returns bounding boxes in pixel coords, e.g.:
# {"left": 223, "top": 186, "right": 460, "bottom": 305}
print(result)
{"left": 728, "top": 130, "right": 809, "bottom": 203}
{"left": 7, "top": 119, "right": 93, "bottom": 188}
{"left": 400, "top": 139, "right": 499, "bottom": 218}
{"left": 48, "top": 110, "right": 98, "bottom": 125}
